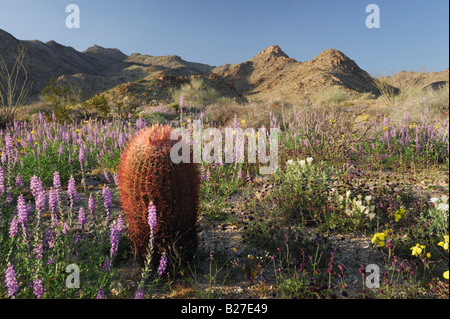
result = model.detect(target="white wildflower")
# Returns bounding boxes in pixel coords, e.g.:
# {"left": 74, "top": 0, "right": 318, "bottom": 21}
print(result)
{"left": 430, "top": 197, "right": 440, "bottom": 204}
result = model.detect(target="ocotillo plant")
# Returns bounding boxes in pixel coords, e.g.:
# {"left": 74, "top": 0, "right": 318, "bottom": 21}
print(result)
{"left": 118, "top": 124, "right": 200, "bottom": 266}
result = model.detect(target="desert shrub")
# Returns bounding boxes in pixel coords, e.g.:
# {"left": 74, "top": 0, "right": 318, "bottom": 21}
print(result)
{"left": 80, "top": 94, "right": 109, "bottom": 119}
{"left": 385, "top": 83, "right": 449, "bottom": 124}
{"left": 41, "top": 77, "right": 86, "bottom": 122}
{"left": 168, "top": 102, "right": 180, "bottom": 112}
{"left": 0, "top": 44, "right": 32, "bottom": 128}
{"left": 311, "top": 85, "right": 348, "bottom": 104}
{"left": 169, "top": 77, "right": 231, "bottom": 107}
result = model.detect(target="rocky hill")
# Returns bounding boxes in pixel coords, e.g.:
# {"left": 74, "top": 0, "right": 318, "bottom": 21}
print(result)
{"left": 380, "top": 68, "right": 449, "bottom": 91}
{"left": 209, "top": 46, "right": 381, "bottom": 103}
{"left": 0, "top": 29, "right": 128, "bottom": 98}
{"left": 1, "top": 28, "right": 447, "bottom": 106}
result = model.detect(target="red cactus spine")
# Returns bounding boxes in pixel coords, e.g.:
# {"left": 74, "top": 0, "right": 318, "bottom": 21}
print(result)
{"left": 118, "top": 124, "right": 199, "bottom": 265}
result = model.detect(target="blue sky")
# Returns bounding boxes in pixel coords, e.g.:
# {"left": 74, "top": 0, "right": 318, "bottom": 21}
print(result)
{"left": 0, "top": 0, "right": 448, "bottom": 75}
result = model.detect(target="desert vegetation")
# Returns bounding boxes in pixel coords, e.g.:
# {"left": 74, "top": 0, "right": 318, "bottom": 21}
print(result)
{"left": 0, "top": 75, "right": 448, "bottom": 299}
{"left": 0, "top": 41, "right": 449, "bottom": 299}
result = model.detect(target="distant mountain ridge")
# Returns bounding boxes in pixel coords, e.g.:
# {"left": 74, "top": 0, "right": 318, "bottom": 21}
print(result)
{"left": 0, "top": 28, "right": 448, "bottom": 105}
{"left": 0, "top": 29, "right": 128, "bottom": 97}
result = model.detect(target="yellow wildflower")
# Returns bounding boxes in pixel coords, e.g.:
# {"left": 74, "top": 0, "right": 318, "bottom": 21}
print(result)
{"left": 372, "top": 233, "right": 386, "bottom": 247}
{"left": 241, "top": 119, "right": 246, "bottom": 125}
{"left": 411, "top": 243, "right": 425, "bottom": 257}
{"left": 444, "top": 271, "right": 449, "bottom": 280}
{"left": 383, "top": 126, "right": 388, "bottom": 131}
{"left": 438, "top": 235, "right": 449, "bottom": 251}
{"left": 394, "top": 207, "right": 407, "bottom": 222}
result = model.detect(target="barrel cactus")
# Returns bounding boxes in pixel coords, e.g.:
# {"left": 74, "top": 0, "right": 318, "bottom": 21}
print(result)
{"left": 118, "top": 124, "right": 199, "bottom": 265}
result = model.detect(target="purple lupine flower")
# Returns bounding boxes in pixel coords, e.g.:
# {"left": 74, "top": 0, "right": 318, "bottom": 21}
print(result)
{"left": 237, "top": 169, "right": 242, "bottom": 179}
{"left": 206, "top": 169, "right": 211, "bottom": 182}
{"left": 179, "top": 95, "right": 184, "bottom": 112}
{"left": 74, "top": 233, "right": 82, "bottom": 244}
{"left": 104, "top": 170, "right": 111, "bottom": 184}
{"left": 53, "top": 172, "right": 61, "bottom": 190}
{"left": 101, "top": 258, "right": 111, "bottom": 272}
{"left": 134, "top": 287, "right": 144, "bottom": 299}
{"left": 5, "top": 193, "right": 12, "bottom": 205}
{"left": 113, "top": 173, "right": 119, "bottom": 187}
{"left": 62, "top": 222, "right": 70, "bottom": 235}
{"left": 102, "top": 185, "right": 113, "bottom": 218}
{"left": 246, "top": 171, "right": 252, "bottom": 183}
{"left": 17, "top": 194, "right": 28, "bottom": 235}
{"left": 200, "top": 164, "right": 205, "bottom": 182}
{"left": 58, "top": 145, "right": 64, "bottom": 160}
{"left": 78, "top": 145, "right": 85, "bottom": 166}
{"left": 15, "top": 173, "right": 24, "bottom": 189}
{"left": 109, "top": 218, "right": 123, "bottom": 260}
{"left": 0, "top": 167, "right": 5, "bottom": 194}
{"left": 96, "top": 289, "right": 105, "bottom": 299}
{"left": 116, "top": 216, "right": 124, "bottom": 234}
{"left": 33, "top": 277, "right": 44, "bottom": 299}
{"left": 9, "top": 216, "right": 18, "bottom": 238}
{"left": 78, "top": 207, "right": 86, "bottom": 230}
{"left": 88, "top": 194, "right": 95, "bottom": 219}
{"left": 1, "top": 150, "right": 6, "bottom": 165}
{"left": 30, "top": 175, "right": 43, "bottom": 198}
{"left": 47, "top": 257, "right": 55, "bottom": 265}
{"left": 35, "top": 189, "right": 47, "bottom": 214}
{"left": 157, "top": 254, "right": 168, "bottom": 277}
{"left": 5, "top": 263, "right": 19, "bottom": 299}
{"left": 67, "top": 176, "right": 79, "bottom": 205}
{"left": 44, "top": 228, "right": 55, "bottom": 249}
{"left": 34, "top": 243, "right": 44, "bottom": 259}
{"left": 148, "top": 202, "right": 157, "bottom": 244}
{"left": 4, "top": 135, "right": 14, "bottom": 158}
{"left": 48, "top": 188, "right": 58, "bottom": 213}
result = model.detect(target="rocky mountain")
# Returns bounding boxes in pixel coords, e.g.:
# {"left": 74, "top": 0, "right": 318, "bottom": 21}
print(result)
{"left": 380, "top": 68, "right": 449, "bottom": 91}
{"left": 1, "top": 28, "right": 447, "bottom": 106}
{"left": 210, "top": 46, "right": 382, "bottom": 103}
{"left": 0, "top": 29, "right": 128, "bottom": 98}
